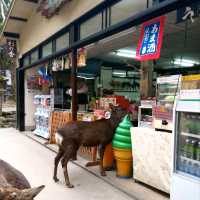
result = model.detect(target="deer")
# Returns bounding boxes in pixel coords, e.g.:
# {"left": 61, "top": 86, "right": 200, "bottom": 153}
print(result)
{"left": 53, "top": 105, "right": 127, "bottom": 188}
{"left": 0, "top": 159, "right": 45, "bottom": 200}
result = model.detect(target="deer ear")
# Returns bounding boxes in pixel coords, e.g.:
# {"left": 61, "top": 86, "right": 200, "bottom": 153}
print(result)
{"left": 109, "top": 103, "right": 115, "bottom": 111}
{"left": 22, "top": 185, "right": 45, "bottom": 198}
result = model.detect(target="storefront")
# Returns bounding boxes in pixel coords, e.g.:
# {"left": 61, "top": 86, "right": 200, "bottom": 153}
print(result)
{"left": 1, "top": 0, "right": 200, "bottom": 199}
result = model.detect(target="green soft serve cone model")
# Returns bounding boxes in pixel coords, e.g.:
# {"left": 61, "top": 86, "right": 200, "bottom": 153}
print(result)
{"left": 112, "top": 115, "right": 133, "bottom": 178}
{"left": 112, "top": 115, "right": 132, "bottom": 149}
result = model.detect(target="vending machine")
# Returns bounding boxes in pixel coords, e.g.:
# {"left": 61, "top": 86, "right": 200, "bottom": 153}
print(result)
{"left": 171, "top": 75, "right": 200, "bottom": 200}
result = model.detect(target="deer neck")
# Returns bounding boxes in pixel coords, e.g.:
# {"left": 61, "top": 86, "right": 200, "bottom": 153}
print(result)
{"left": 108, "top": 116, "right": 120, "bottom": 132}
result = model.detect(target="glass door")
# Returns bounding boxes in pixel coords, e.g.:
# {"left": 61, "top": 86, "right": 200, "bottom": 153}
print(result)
{"left": 176, "top": 112, "right": 200, "bottom": 178}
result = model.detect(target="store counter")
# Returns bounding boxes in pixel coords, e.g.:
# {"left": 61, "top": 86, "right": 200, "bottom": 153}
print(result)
{"left": 131, "top": 127, "right": 172, "bottom": 194}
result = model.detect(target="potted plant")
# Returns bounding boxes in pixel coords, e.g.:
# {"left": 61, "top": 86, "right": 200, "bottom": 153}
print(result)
{"left": 0, "top": 75, "right": 6, "bottom": 89}
{"left": 112, "top": 115, "right": 133, "bottom": 178}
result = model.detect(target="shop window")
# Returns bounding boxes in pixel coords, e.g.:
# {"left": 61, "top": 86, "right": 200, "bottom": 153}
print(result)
{"left": 56, "top": 32, "right": 69, "bottom": 52}
{"left": 152, "top": 0, "right": 167, "bottom": 6}
{"left": 30, "top": 50, "right": 39, "bottom": 64}
{"left": 110, "top": 0, "right": 147, "bottom": 26}
{"left": 23, "top": 56, "right": 30, "bottom": 66}
{"left": 42, "top": 42, "right": 53, "bottom": 57}
{"left": 80, "top": 13, "right": 102, "bottom": 39}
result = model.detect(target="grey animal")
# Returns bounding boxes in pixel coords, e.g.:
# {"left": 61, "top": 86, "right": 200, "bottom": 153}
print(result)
{"left": 0, "top": 159, "right": 44, "bottom": 200}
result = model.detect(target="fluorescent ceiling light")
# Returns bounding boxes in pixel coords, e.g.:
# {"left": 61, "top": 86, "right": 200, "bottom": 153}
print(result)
{"left": 173, "top": 59, "right": 198, "bottom": 67}
{"left": 113, "top": 72, "right": 126, "bottom": 75}
{"left": 114, "top": 49, "right": 137, "bottom": 59}
{"left": 77, "top": 75, "right": 95, "bottom": 80}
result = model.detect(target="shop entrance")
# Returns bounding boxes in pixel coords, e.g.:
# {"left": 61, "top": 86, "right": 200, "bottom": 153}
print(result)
{"left": 22, "top": 6, "right": 200, "bottom": 199}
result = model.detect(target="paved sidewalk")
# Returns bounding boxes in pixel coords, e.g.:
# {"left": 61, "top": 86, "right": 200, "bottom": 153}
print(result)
{"left": 0, "top": 128, "right": 134, "bottom": 200}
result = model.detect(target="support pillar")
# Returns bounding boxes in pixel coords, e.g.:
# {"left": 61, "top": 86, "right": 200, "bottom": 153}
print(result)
{"left": 71, "top": 49, "right": 77, "bottom": 121}
{"left": 140, "top": 61, "right": 154, "bottom": 98}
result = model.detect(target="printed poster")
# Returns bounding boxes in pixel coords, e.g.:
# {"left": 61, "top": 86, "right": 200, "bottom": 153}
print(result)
{"left": 136, "top": 16, "right": 166, "bottom": 61}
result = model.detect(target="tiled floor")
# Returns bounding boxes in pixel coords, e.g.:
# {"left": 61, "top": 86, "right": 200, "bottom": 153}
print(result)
{"left": 0, "top": 128, "right": 135, "bottom": 200}
{"left": 26, "top": 132, "right": 170, "bottom": 200}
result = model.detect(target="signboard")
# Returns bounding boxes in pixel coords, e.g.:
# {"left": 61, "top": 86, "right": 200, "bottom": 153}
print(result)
{"left": 136, "top": 16, "right": 166, "bottom": 61}
{"left": 177, "top": 3, "right": 200, "bottom": 23}
{"left": 6, "top": 39, "right": 17, "bottom": 58}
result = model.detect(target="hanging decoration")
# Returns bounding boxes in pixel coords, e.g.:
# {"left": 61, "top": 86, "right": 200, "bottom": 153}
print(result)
{"left": 37, "top": 0, "right": 72, "bottom": 19}
{"left": 136, "top": 16, "right": 166, "bottom": 61}
{"left": 77, "top": 48, "right": 87, "bottom": 67}
{"left": 64, "top": 53, "right": 72, "bottom": 69}
{"left": 6, "top": 39, "right": 17, "bottom": 58}
{"left": 52, "top": 55, "right": 72, "bottom": 71}
{"left": 51, "top": 49, "right": 86, "bottom": 71}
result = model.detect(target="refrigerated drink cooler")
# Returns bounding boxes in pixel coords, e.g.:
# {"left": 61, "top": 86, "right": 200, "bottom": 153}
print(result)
{"left": 153, "top": 75, "right": 180, "bottom": 132}
{"left": 171, "top": 75, "right": 200, "bottom": 200}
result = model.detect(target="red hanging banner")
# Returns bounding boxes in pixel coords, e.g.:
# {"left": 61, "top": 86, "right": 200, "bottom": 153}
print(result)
{"left": 136, "top": 16, "right": 166, "bottom": 61}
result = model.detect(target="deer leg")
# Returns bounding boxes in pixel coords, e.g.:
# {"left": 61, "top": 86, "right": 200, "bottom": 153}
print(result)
{"left": 53, "top": 149, "right": 64, "bottom": 182}
{"left": 62, "top": 145, "right": 77, "bottom": 188}
{"left": 99, "top": 144, "right": 106, "bottom": 176}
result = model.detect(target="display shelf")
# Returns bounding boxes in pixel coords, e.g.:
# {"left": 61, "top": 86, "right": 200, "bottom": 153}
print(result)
{"left": 158, "top": 84, "right": 178, "bottom": 89}
{"left": 181, "top": 132, "right": 200, "bottom": 139}
{"left": 112, "top": 76, "right": 140, "bottom": 79}
{"left": 34, "top": 113, "right": 50, "bottom": 117}
{"left": 180, "top": 156, "right": 200, "bottom": 165}
{"left": 159, "top": 99, "right": 174, "bottom": 102}
{"left": 113, "top": 89, "right": 137, "bottom": 92}
{"left": 33, "top": 95, "right": 51, "bottom": 140}
{"left": 140, "top": 105, "right": 153, "bottom": 109}
{"left": 159, "top": 93, "right": 175, "bottom": 96}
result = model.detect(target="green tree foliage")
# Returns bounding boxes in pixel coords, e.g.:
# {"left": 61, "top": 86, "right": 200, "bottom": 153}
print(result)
{"left": 0, "top": 46, "right": 13, "bottom": 70}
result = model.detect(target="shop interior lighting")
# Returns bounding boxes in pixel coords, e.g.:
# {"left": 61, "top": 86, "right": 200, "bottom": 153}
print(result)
{"left": 173, "top": 59, "right": 198, "bottom": 67}
{"left": 112, "top": 71, "right": 126, "bottom": 77}
{"left": 114, "top": 49, "right": 137, "bottom": 59}
{"left": 77, "top": 74, "right": 95, "bottom": 80}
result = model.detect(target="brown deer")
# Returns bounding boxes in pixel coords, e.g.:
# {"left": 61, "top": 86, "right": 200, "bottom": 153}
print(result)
{"left": 53, "top": 105, "right": 127, "bottom": 188}
{"left": 0, "top": 159, "right": 45, "bottom": 200}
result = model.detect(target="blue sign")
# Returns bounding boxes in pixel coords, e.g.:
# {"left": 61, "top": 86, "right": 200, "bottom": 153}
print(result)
{"left": 140, "top": 22, "right": 160, "bottom": 56}
{"left": 136, "top": 16, "right": 165, "bottom": 61}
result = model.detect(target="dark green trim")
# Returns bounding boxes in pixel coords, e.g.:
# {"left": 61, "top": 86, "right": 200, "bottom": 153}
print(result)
{"left": 16, "top": 67, "right": 25, "bottom": 131}
{"left": 20, "top": 0, "right": 200, "bottom": 70}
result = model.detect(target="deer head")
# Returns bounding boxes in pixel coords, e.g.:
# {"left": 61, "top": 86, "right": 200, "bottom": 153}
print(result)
{"left": 109, "top": 104, "right": 127, "bottom": 130}
{"left": 0, "top": 185, "right": 45, "bottom": 200}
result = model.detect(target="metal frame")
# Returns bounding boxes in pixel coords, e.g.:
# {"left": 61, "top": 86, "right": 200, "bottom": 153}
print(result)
{"left": 16, "top": 0, "right": 200, "bottom": 130}
{"left": 16, "top": 67, "right": 25, "bottom": 131}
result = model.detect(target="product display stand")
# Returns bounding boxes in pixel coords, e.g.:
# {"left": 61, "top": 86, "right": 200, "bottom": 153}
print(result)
{"left": 33, "top": 95, "right": 51, "bottom": 139}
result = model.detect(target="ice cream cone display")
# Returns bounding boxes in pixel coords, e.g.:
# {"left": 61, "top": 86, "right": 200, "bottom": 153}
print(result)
{"left": 103, "top": 143, "right": 114, "bottom": 171}
{"left": 112, "top": 115, "right": 133, "bottom": 178}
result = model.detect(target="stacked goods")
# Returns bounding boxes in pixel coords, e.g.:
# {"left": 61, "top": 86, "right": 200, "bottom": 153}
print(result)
{"left": 33, "top": 95, "right": 52, "bottom": 139}
{"left": 100, "top": 96, "right": 129, "bottom": 110}
{"left": 49, "top": 111, "right": 71, "bottom": 143}
{"left": 112, "top": 115, "right": 133, "bottom": 178}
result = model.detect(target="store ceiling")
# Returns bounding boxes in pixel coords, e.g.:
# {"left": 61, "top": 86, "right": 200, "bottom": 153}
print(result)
{"left": 87, "top": 10, "right": 200, "bottom": 72}
{"left": 1, "top": 0, "right": 38, "bottom": 43}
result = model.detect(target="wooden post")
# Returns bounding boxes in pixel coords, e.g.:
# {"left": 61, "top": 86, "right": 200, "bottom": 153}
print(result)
{"left": 0, "top": 91, "right": 2, "bottom": 116}
{"left": 71, "top": 49, "right": 77, "bottom": 121}
{"left": 140, "top": 61, "right": 154, "bottom": 98}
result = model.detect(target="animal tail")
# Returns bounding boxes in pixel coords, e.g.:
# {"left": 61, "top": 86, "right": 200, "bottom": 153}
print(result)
{"left": 55, "top": 132, "right": 63, "bottom": 145}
